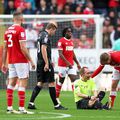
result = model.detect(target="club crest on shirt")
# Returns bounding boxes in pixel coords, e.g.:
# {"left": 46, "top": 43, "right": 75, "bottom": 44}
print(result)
{"left": 44, "top": 35, "right": 48, "bottom": 43}
{"left": 58, "top": 42, "right": 61, "bottom": 46}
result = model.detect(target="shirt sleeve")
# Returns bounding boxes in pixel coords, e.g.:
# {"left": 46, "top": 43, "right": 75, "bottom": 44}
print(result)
{"left": 41, "top": 33, "right": 49, "bottom": 45}
{"left": 57, "top": 40, "right": 63, "bottom": 50}
{"left": 19, "top": 27, "right": 26, "bottom": 42}
{"left": 74, "top": 81, "right": 81, "bottom": 94}
{"left": 91, "top": 65, "right": 104, "bottom": 78}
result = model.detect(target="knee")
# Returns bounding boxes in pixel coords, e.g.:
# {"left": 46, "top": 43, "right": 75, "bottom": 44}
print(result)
{"left": 37, "top": 82, "right": 43, "bottom": 87}
{"left": 59, "top": 77, "right": 65, "bottom": 84}
{"left": 48, "top": 82, "right": 55, "bottom": 87}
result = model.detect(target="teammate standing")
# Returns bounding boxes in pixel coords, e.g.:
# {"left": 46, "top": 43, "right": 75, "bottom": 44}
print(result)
{"left": 28, "top": 22, "right": 67, "bottom": 110}
{"left": 2, "top": 12, "right": 35, "bottom": 114}
{"left": 56, "top": 27, "right": 81, "bottom": 104}
{"left": 91, "top": 51, "right": 120, "bottom": 109}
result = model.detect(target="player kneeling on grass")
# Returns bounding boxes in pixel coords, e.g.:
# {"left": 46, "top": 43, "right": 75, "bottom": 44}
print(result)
{"left": 74, "top": 67, "right": 109, "bottom": 110}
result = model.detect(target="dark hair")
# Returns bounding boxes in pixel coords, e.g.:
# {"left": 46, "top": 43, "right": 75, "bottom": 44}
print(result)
{"left": 100, "top": 53, "right": 110, "bottom": 65}
{"left": 62, "top": 27, "right": 72, "bottom": 37}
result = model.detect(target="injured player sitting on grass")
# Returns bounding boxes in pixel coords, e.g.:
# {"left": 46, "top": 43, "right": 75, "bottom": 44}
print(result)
{"left": 74, "top": 67, "right": 109, "bottom": 110}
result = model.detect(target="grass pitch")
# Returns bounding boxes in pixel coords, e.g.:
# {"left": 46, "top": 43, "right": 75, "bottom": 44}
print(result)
{"left": 0, "top": 90, "right": 120, "bottom": 120}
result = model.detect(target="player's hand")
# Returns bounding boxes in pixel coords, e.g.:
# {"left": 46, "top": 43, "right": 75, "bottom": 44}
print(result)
{"left": 1, "top": 65, "right": 8, "bottom": 74}
{"left": 77, "top": 64, "right": 81, "bottom": 70}
{"left": 44, "top": 63, "right": 49, "bottom": 72}
{"left": 67, "top": 62, "right": 72, "bottom": 69}
{"left": 91, "top": 96, "right": 97, "bottom": 101}
{"left": 30, "top": 61, "right": 35, "bottom": 70}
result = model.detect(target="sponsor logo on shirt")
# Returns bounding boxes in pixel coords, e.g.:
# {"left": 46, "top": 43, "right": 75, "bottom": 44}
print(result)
{"left": 66, "top": 46, "right": 73, "bottom": 51}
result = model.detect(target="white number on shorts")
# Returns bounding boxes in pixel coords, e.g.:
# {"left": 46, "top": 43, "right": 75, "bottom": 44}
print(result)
{"left": 7, "top": 34, "right": 13, "bottom": 47}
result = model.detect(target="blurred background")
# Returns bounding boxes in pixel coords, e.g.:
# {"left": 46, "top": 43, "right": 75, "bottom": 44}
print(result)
{"left": 0, "top": 0, "right": 120, "bottom": 91}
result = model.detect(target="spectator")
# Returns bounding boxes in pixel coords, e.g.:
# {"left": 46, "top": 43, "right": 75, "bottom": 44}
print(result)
{"left": 57, "top": 0, "right": 66, "bottom": 8}
{"left": 66, "top": 0, "right": 77, "bottom": 13}
{"left": 91, "top": 0, "right": 109, "bottom": 16}
{"left": 16, "top": 7, "right": 23, "bottom": 13}
{"left": 23, "top": 2, "right": 35, "bottom": 14}
{"left": 63, "top": 3, "right": 71, "bottom": 14}
{"left": 73, "top": 5, "right": 82, "bottom": 14}
{"left": 78, "top": 34, "right": 93, "bottom": 48}
{"left": 25, "top": 0, "right": 36, "bottom": 10}
{"left": 25, "top": 24, "right": 38, "bottom": 51}
{"left": 83, "top": 1, "right": 94, "bottom": 14}
{"left": 36, "top": 0, "right": 51, "bottom": 14}
{"left": 4, "top": 0, "right": 16, "bottom": 14}
{"left": 110, "top": 24, "right": 120, "bottom": 47}
{"left": 109, "top": 0, "right": 120, "bottom": 12}
{"left": 102, "top": 17, "right": 113, "bottom": 48}
{"left": 109, "top": 10, "right": 118, "bottom": 26}
{"left": 56, "top": 5, "right": 63, "bottom": 14}
{"left": 14, "top": 0, "right": 26, "bottom": 11}
{"left": 50, "top": 0, "right": 57, "bottom": 14}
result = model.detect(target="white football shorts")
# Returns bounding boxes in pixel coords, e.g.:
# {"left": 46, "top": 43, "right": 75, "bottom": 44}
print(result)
{"left": 58, "top": 66, "right": 77, "bottom": 78}
{"left": 112, "top": 69, "right": 120, "bottom": 80}
{"left": 8, "top": 63, "right": 29, "bottom": 79}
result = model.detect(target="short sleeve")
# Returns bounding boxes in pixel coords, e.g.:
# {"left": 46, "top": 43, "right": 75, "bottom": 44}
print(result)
{"left": 19, "top": 27, "right": 26, "bottom": 41}
{"left": 41, "top": 33, "right": 49, "bottom": 45}
{"left": 74, "top": 81, "right": 80, "bottom": 94}
{"left": 57, "top": 40, "right": 63, "bottom": 50}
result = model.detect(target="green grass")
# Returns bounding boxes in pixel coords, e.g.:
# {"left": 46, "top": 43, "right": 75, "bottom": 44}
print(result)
{"left": 0, "top": 90, "right": 120, "bottom": 120}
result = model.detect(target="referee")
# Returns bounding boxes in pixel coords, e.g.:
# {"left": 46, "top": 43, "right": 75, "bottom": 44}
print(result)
{"left": 28, "top": 22, "right": 67, "bottom": 110}
{"left": 74, "top": 67, "right": 108, "bottom": 109}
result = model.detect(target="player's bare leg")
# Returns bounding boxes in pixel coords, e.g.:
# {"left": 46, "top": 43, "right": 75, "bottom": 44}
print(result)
{"left": 109, "top": 80, "right": 119, "bottom": 109}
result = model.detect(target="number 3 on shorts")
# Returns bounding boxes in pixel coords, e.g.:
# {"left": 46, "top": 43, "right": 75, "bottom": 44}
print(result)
{"left": 7, "top": 34, "right": 13, "bottom": 47}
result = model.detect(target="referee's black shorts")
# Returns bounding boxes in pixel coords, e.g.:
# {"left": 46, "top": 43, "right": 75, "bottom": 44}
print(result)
{"left": 76, "top": 98, "right": 90, "bottom": 109}
{"left": 37, "top": 63, "right": 55, "bottom": 83}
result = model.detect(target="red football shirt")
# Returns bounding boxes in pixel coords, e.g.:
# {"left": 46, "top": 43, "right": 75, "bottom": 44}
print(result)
{"left": 57, "top": 37, "right": 74, "bottom": 67}
{"left": 4, "top": 24, "right": 28, "bottom": 64}
{"left": 91, "top": 51, "right": 120, "bottom": 78}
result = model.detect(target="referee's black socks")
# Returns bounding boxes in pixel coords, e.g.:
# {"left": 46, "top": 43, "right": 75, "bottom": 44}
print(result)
{"left": 49, "top": 87, "right": 59, "bottom": 106}
{"left": 29, "top": 85, "right": 42, "bottom": 103}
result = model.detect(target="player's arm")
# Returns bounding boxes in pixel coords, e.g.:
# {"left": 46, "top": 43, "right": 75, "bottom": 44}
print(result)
{"left": 77, "top": 92, "right": 91, "bottom": 99}
{"left": 2, "top": 42, "right": 7, "bottom": 65}
{"left": 91, "top": 65, "right": 104, "bottom": 78}
{"left": 20, "top": 41, "right": 35, "bottom": 69}
{"left": 58, "top": 50, "right": 72, "bottom": 68}
{"left": 41, "top": 44, "right": 49, "bottom": 71}
{"left": 73, "top": 51, "right": 81, "bottom": 69}
{"left": 2, "top": 42, "right": 8, "bottom": 73}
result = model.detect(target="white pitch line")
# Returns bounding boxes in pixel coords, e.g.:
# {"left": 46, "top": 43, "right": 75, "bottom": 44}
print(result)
{"left": 0, "top": 112, "right": 72, "bottom": 120}
{"left": 72, "top": 115, "right": 120, "bottom": 119}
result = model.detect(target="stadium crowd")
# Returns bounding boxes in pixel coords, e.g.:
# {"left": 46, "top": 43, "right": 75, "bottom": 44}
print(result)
{"left": 0, "top": 0, "right": 120, "bottom": 49}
